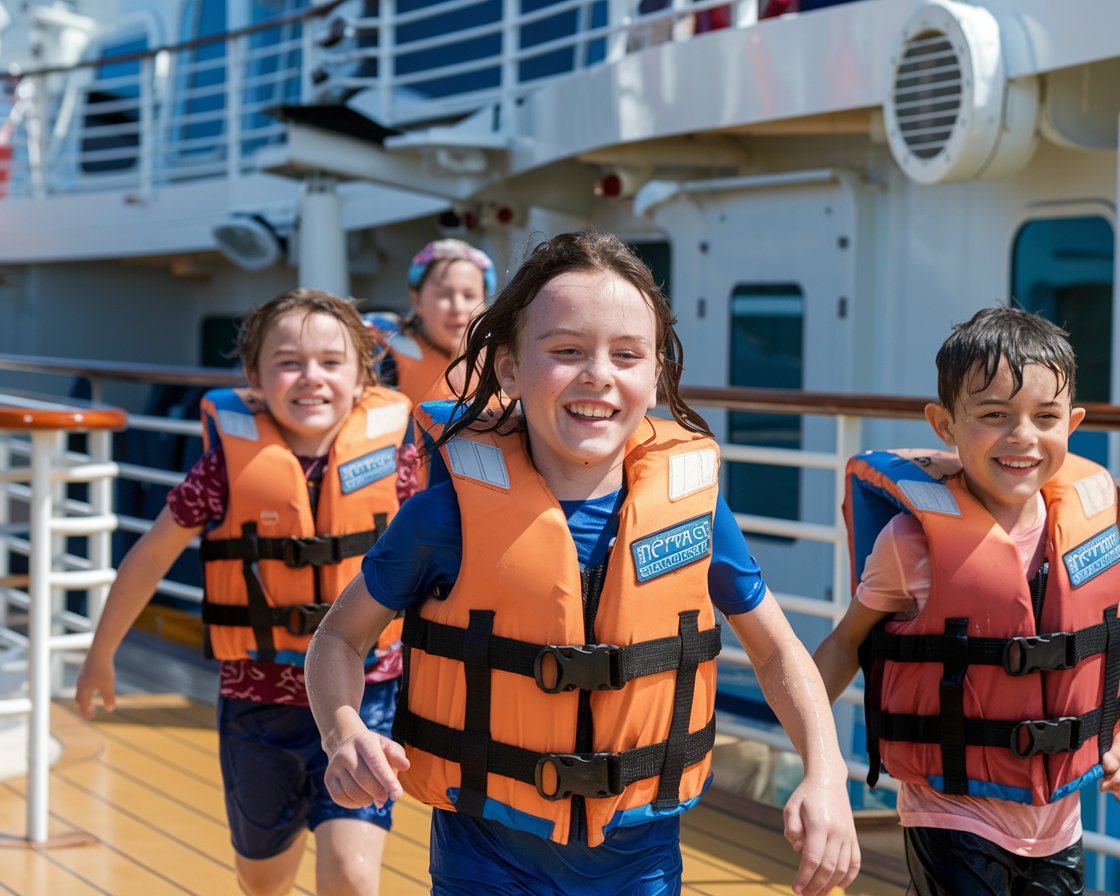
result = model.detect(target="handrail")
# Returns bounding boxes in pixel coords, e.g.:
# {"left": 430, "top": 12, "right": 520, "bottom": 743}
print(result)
{"left": 0, "top": 395, "right": 127, "bottom": 845}
{"left": 0, "top": 354, "right": 243, "bottom": 389}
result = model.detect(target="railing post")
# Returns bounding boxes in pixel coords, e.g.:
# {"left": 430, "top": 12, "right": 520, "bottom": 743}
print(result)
{"left": 501, "top": 0, "right": 520, "bottom": 132}
{"left": 378, "top": 1, "right": 396, "bottom": 124}
{"left": 831, "top": 414, "right": 859, "bottom": 614}
{"left": 0, "top": 434, "right": 9, "bottom": 629}
{"left": 138, "top": 55, "right": 155, "bottom": 199}
{"left": 26, "top": 430, "right": 53, "bottom": 844}
{"left": 226, "top": 33, "right": 244, "bottom": 181}
{"left": 87, "top": 428, "right": 114, "bottom": 624}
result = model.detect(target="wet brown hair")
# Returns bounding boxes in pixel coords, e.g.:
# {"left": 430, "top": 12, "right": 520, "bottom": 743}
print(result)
{"left": 434, "top": 230, "right": 711, "bottom": 448}
{"left": 936, "top": 305, "right": 1077, "bottom": 416}
{"left": 236, "top": 287, "right": 380, "bottom": 387}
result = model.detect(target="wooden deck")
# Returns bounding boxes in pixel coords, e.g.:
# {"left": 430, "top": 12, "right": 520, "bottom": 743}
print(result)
{"left": 0, "top": 635, "right": 909, "bottom": 895}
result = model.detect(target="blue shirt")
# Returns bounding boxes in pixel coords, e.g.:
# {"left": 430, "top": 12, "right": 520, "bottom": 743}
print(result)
{"left": 361, "top": 481, "right": 766, "bottom": 893}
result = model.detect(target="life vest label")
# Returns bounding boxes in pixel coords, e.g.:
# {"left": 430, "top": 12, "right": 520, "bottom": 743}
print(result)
{"left": 897, "top": 479, "right": 960, "bottom": 516}
{"left": 1074, "top": 470, "right": 1116, "bottom": 520}
{"left": 1063, "top": 525, "right": 1120, "bottom": 588}
{"left": 446, "top": 437, "right": 510, "bottom": 488}
{"left": 218, "top": 410, "right": 259, "bottom": 442}
{"left": 631, "top": 513, "right": 713, "bottom": 582}
{"left": 366, "top": 403, "right": 410, "bottom": 440}
{"left": 338, "top": 446, "right": 397, "bottom": 494}
{"left": 669, "top": 449, "right": 718, "bottom": 501}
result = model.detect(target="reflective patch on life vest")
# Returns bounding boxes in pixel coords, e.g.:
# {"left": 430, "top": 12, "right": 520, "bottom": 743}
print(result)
{"left": 366, "top": 402, "right": 410, "bottom": 440}
{"left": 1063, "top": 525, "right": 1120, "bottom": 588}
{"left": 390, "top": 332, "right": 424, "bottom": 360}
{"left": 631, "top": 513, "right": 713, "bottom": 582}
{"left": 1074, "top": 470, "right": 1116, "bottom": 520}
{"left": 217, "top": 409, "right": 259, "bottom": 442}
{"left": 446, "top": 437, "right": 510, "bottom": 489}
{"left": 669, "top": 448, "right": 717, "bottom": 501}
{"left": 897, "top": 479, "right": 960, "bottom": 516}
{"left": 338, "top": 446, "right": 397, "bottom": 494}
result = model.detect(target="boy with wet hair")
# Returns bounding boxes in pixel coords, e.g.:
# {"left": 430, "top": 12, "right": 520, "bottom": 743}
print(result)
{"left": 815, "top": 306, "right": 1120, "bottom": 895}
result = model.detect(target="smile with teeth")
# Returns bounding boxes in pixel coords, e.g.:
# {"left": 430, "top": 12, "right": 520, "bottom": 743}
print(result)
{"left": 567, "top": 403, "right": 616, "bottom": 420}
{"left": 294, "top": 398, "right": 328, "bottom": 406}
{"left": 997, "top": 458, "right": 1039, "bottom": 469}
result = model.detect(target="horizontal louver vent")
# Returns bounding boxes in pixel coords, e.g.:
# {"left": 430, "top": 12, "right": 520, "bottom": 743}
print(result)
{"left": 892, "top": 34, "right": 963, "bottom": 160}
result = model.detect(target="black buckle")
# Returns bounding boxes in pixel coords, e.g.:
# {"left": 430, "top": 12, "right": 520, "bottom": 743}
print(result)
{"left": 283, "top": 537, "right": 334, "bottom": 568}
{"left": 533, "top": 644, "right": 620, "bottom": 693}
{"left": 1002, "top": 633, "right": 1075, "bottom": 676}
{"left": 285, "top": 604, "right": 329, "bottom": 636}
{"left": 1010, "top": 716, "right": 1079, "bottom": 758}
{"left": 533, "top": 752, "right": 622, "bottom": 800}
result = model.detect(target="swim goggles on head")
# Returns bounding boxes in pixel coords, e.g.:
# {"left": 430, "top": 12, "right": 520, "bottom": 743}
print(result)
{"left": 407, "top": 239, "right": 497, "bottom": 295}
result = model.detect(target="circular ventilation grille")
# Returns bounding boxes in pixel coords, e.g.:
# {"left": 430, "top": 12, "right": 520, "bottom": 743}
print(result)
{"left": 883, "top": 0, "right": 1038, "bottom": 184}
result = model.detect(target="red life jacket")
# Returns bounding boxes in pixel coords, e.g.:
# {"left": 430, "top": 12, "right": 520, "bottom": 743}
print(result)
{"left": 199, "top": 387, "right": 409, "bottom": 663}
{"left": 393, "top": 409, "right": 722, "bottom": 845}
{"left": 847, "top": 449, "right": 1120, "bottom": 804}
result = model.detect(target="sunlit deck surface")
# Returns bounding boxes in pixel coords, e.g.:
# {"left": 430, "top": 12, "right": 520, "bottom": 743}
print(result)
{"left": 2, "top": 632, "right": 908, "bottom": 895}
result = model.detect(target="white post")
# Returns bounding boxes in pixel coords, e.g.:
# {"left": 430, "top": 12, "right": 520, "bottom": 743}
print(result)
{"left": 26, "top": 430, "right": 53, "bottom": 844}
{"left": 0, "top": 435, "right": 9, "bottom": 629}
{"left": 87, "top": 429, "right": 113, "bottom": 623}
{"left": 298, "top": 174, "right": 349, "bottom": 297}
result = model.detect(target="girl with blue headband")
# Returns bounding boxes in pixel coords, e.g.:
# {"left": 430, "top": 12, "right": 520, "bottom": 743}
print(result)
{"left": 368, "top": 238, "right": 496, "bottom": 407}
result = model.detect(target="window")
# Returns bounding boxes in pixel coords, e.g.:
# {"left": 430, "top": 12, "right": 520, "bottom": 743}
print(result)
{"left": 80, "top": 35, "right": 148, "bottom": 173}
{"left": 725, "top": 284, "right": 804, "bottom": 530}
{"left": 1011, "top": 215, "right": 1113, "bottom": 464}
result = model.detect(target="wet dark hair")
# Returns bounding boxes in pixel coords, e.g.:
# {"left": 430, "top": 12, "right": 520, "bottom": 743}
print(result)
{"left": 236, "top": 287, "right": 379, "bottom": 387}
{"left": 935, "top": 305, "right": 1077, "bottom": 415}
{"left": 434, "top": 230, "right": 711, "bottom": 448}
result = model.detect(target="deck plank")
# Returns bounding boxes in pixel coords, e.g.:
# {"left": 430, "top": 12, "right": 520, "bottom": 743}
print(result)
{"left": 0, "top": 693, "right": 909, "bottom": 895}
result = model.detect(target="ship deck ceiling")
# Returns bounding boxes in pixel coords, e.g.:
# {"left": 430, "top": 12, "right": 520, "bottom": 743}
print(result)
{"left": 0, "top": 634, "right": 912, "bottom": 895}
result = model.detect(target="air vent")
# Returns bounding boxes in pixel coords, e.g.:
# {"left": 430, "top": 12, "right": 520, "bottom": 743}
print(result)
{"left": 883, "top": 0, "right": 1038, "bottom": 184}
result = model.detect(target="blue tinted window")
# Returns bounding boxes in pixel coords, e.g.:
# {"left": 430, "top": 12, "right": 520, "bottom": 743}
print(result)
{"left": 726, "top": 285, "right": 803, "bottom": 530}
{"left": 1012, "top": 216, "right": 1113, "bottom": 463}
{"left": 81, "top": 35, "right": 147, "bottom": 173}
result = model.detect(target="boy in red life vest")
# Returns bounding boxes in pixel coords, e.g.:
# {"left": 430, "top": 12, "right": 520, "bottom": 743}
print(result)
{"left": 76, "top": 288, "right": 413, "bottom": 896}
{"left": 814, "top": 306, "right": 1120, "bottom": 895}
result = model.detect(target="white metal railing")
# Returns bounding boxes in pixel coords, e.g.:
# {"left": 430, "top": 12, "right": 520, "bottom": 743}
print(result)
{"left": 0, "top": 393, "right": 126, "bottom": 845}
{"left": 0, "top": 0, "right": 758, "bottom": 200}
{"left": 2, "top": 356, "right": 1119, "bottom": 873}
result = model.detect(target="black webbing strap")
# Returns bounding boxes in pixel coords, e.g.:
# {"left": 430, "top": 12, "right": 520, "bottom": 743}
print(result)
{"left": 858, "top": 626, "right": 885, "bottom": 789}
{"left": 871, "top": 620, "right": 1110, "bottom": 677}
{"left": 201, "top": 601, "right": 330, "bottom": 636}
{"left": 394, "top": 708, "right": 717, "bottom": 800}
{"left": 1098, "top": 605, "right": 1120, "bottom": 756}
{"left": 455, "top": 610, "right": 495, "bottom": 818}
{"left": 400, "top": 614, "right": 721, "bottom": 693}
{"left": 878, "top": 704, "right": 1107, "bottom": 758}
{"left": 237, "top": 522, "right": 277, "bottom": 663}
{"left": 655, "top": 611, "right": 703, "bottom": 810}
{"left": 938, "top": 617, "right": 970, "bottom": 794}
{"left": 200, "top": 526, "right": 383, "bottom": 567}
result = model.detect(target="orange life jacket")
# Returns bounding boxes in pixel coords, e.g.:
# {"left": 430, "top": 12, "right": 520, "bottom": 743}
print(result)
{"left": 393, "top": 409, "right": 723, "bottom": 845}
{"left": 385, "top": 327, "right": 455, "bottom": 407}
{"left": 199, "top": 387, "right": 410, "bottom": 663}
{"left": 846, "top": 449, "right": 1120, "bottom": 804}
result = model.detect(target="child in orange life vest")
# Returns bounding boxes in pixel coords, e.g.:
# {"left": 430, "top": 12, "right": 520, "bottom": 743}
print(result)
{"left": 365, "top": 238, "right": 496, "bottom": 407}
{"left": 76, "top": 288, "right": 413, "bottom": 896}
{"left": 305, "top": 231, "right": 860, "bottom": 896}
{"left": 813, "top": 306, "right": 1120, "bottom": 896}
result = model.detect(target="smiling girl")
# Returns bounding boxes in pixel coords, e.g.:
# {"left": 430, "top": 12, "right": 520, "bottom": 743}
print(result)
{"left": 306, "top": 232, "right": 859, "bottom": 896}
{"left": 77, "top": 288, "right": 413, "bottom": 896}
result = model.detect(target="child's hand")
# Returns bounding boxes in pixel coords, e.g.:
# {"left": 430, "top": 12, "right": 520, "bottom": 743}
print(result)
{"left": 325, "top": 731, "right": 410, "bottom": 809}
{"left": 74, "top": 650, "right": 117, "bottom": 719}
{"left": 783, "top": 770, "right": 861, "bottom": 896}
{"left": 1101, "top": 741, "right": 1120, "bottom": 798}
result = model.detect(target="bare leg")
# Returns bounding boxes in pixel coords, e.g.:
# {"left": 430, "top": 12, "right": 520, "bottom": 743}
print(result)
{"left": 315, "top": 817, "right": 389, "bottom": 896}
{"left": 235, "top": 830, "right": 307, "bottom": 896}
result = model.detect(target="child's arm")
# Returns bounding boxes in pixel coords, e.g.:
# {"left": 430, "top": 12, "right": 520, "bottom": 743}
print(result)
{"left": 727, "top": 591, "right": 860, "bottom": 896}
{"left": 306, "top": 574, "right": 410, "bottom": 809}
{"left": 74, "top": 506, "right": 200, "bottom": 718}
{"left": 1100, "top": 728, "right": 1120, "bottom": 799}
{"left": 812, "top": 598, "right": 892, "bottom": 703}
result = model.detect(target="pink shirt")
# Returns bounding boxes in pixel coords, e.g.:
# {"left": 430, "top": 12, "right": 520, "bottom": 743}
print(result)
{"left": 857, "top": 499, "right": 1083, "bottom": 856}
{"left": 167, "top": 443, "right": 417, "bottom": 705}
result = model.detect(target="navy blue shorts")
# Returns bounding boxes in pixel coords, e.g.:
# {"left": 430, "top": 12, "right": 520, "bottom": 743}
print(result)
{"left": 218, "top": 677, "right": 399, "bottom": 860}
